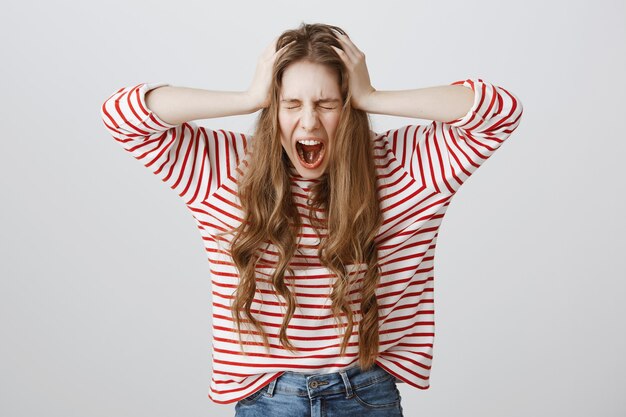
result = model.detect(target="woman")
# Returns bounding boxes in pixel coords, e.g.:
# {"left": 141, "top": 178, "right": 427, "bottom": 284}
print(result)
{"left": 100, "top": 22, "right": 523, "bottom": 417}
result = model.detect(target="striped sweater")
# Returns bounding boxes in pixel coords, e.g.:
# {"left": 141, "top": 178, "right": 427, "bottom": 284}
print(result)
{"left": 100, "top": 78, "right": 523, "bottom": 404}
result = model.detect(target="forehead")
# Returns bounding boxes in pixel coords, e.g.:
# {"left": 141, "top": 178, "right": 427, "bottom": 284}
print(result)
{"left": 280, "top": 61, "right": 341, "bottom": 99}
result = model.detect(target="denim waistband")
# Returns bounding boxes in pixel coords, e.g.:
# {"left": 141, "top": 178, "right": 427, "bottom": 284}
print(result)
{"left": 265, "top": 363, "right": 394, "bottom": 399}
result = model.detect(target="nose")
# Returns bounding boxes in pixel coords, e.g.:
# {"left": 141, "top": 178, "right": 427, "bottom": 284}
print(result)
{"left": 300, "top": 106, "right": 320, "bottom": 132}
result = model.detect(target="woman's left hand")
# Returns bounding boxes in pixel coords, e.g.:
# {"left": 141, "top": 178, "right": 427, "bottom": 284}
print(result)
{"left": 330, "top": 30, "right": 376, "bottom": 111}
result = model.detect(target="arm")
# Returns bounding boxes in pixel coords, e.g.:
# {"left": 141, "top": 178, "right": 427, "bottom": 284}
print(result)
{"left": 378, "top": 78, "right": 524, "bottom": 194}
{"left": 100, "top": 82, "right": 251, "bottom": 208}
{"left": 328, "top": 34, "right": 523, "bottom": 194}
{"left": 99, "top": 39, "right": 291, "bottom": 208}
{"left": 144, "top": 86, "right": 259, "bottom": 126}
{"left": 360, "top": 84, "right": 475, "bottom": 123}
{"left": 329, "top": 30, "right": 477, "bottom": 123}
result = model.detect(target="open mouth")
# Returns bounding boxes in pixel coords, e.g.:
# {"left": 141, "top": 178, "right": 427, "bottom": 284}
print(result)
{"left": 295, "top": 139, "right": 326, "bottom": 169}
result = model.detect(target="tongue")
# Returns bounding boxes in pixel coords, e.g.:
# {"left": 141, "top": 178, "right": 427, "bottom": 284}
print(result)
{"left": 301, "top": 143, "right": 323, "bottom": 164}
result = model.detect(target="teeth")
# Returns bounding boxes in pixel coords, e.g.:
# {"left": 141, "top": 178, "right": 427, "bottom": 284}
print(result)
{"left": 297, "top": 139, "right": 322, "bottom": 146}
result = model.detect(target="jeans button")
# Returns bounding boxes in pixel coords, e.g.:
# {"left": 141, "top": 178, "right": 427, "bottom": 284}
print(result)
{"left": 309, "top": 381, "right": 318, "bottom": 389}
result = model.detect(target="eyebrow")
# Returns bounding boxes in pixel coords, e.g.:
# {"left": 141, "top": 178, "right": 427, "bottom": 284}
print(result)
{"left": 280, "top": 98, "right": 341, "bottom": 103}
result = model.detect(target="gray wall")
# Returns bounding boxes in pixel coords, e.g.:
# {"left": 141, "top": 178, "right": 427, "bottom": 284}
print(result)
{"left": 1, "top": 0, "right": 624, "bottom": 416}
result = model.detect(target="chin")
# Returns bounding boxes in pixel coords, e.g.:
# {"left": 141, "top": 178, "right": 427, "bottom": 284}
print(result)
{"left": 295, "top": 164, "right": 326, "bottom": 179}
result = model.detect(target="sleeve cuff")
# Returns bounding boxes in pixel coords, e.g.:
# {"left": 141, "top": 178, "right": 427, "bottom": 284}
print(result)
{"left": 139, "top": 82, "right": 179, "bottom": 129}
{"left": 446, "top": 78, "right": 488, "bottom": 130}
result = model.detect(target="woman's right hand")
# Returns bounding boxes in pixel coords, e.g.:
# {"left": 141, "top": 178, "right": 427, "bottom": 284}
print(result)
{"left": 245, "top": 36, "right": 294, "bottom": 111}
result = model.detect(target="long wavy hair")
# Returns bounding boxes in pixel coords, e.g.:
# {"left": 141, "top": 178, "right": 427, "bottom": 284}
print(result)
{"left": 216, "top": 22, "right": 383, "bottom": 370}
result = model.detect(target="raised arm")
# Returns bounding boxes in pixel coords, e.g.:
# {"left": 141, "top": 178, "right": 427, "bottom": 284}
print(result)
{"left": 330, "top": 31, "right": 523, "bottom": 194}
{"left": 100, "top": 82, "right": 252, "bottom": 209}
{"left": 358, "top": 84, "right": 475, "bottom": 123}
{"left": 99, "top": 38, "right": 295, "bottom": 210}
{"left": 377, "top": 78, "right": 524, "bottom": 194}
{"left": 144, "top": 86, "right": 258, "bottom": 126}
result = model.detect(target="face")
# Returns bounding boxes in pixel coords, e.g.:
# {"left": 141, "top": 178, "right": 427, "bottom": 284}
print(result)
{"left": 278, "top": 60, "right": 343, "bottom": 179}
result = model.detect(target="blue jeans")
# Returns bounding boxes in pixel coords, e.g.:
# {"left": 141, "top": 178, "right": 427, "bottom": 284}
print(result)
{"left": 234, "top": 363, "right": 404, "bottom": 417}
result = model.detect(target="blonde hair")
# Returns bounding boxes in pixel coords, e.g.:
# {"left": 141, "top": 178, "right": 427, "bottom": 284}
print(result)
{"left": 217, "top": 22, "right": 383, "bottom": 370}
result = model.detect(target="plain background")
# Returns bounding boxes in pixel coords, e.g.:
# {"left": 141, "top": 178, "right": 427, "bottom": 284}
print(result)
{"left": 1, "top": 0, "right": 625, "bottom": 416}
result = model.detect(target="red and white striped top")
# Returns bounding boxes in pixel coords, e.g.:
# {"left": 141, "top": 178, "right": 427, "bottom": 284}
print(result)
{"left": 100, "top": 78, "right": 523, "bottom": 404}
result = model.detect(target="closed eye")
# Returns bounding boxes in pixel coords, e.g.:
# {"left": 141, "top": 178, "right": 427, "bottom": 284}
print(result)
{"left": 285, "top": 106, "right": 337, "bottom": 110}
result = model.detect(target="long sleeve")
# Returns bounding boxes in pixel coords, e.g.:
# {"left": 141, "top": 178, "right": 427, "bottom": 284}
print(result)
{"left": 383, "top": 78, "right": 523, "bottom": 195}
{"left": 100, "top": 82, "right": 249, "bottom": 209}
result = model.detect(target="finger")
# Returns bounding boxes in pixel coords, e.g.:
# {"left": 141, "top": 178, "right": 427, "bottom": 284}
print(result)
{"left": 330, "top": 45, "right": 349, "bottom": 64}
{"left": 334, "top": 40, "right": 358, "bottom": 64}
{"left": 275, "top": 39, "right": 295, "bottom": 55}
{"left": 330, "top": 28, "right": 358, "bottom": 51}
{"left": 262, "top": 36, "right": 280, "bottom": 58}
{"left": 271, "top": 36, "right": 281, "bottom": 51}
{"left": 333, "top": 33, "right": 360, "bottom": 62}
{"left": 330, "top": 27, "right": 348, "bottom": 39}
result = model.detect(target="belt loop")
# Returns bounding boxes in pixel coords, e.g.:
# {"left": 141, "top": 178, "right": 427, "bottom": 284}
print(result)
{"left": 267, "top": 377, "right": 278, "bottom": 397}
{"left": 339, "top": 370, "right": 353, "bottom": 399}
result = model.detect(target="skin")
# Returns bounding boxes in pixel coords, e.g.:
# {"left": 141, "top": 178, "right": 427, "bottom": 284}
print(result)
{"left": 242, "top": 31, "right": 474, "bottom": 179}
{"left": 278, "top": 61, "right": 343, "bottom": 179}
{"left": 330, "top": 28, "right": 474, "bottom": 121}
